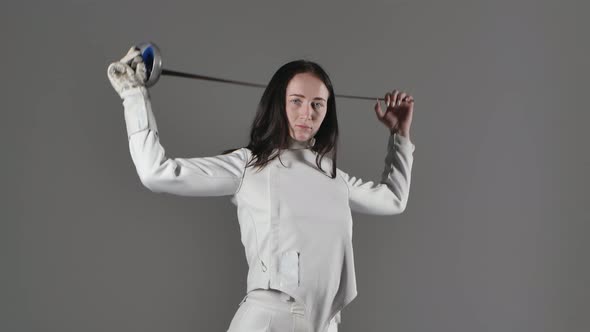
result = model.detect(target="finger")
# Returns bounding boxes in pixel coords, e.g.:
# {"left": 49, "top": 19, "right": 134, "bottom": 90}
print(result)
{"left": 136, "top": 61, "right": 146, "bottom": 73}
{"left": 125, "top": 46, "right": 139, "bottom": 57}
{"left": 391, "top": 89, "right": 399, "bottom": 106}
{"left": 124, "top": 63, "right": 136, "bottom": 78}
{"left": 107, "top": 63, "right": 118, "bottom": 77}
{"left": 118, "top": 62, "right": 131, "bottom": 74}
{"left": 136, "top": 62, "right": 147, "bottom": 82}
{"left": 108, "top": 62, "right": 125, "bottom": 76}
{"left": 120, "top": 49, "right": 141, "bottom": 64}
{"left": 107, "top": 62, "right": 117, "bottom": 75}
{"left": 398, "top": 92, "right": 407, "bottom": 105}
{"left": 130, "top": 55, "right": 142, "bottom": 70}
{"left": 385, "top": 92, "right": 392, "bottom": 107}
{"left": 374, "top": 99, "right": 384, "bottom": 119}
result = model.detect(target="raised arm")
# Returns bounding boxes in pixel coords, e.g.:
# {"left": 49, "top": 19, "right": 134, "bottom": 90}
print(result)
{"left": 337, "top": 132, "right": 415, "bottom": 215}
{"left": 120, "top": 86, "right": 248, "bottom": 196}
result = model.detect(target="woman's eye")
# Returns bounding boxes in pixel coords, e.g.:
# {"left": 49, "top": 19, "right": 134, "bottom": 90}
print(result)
{"left": 290, "top": 99, "right": 323, "bottom": 109}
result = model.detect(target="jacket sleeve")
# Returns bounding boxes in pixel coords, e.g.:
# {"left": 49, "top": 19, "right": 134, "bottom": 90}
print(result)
{"left": 119, "top": 86, "right": 248, "bottom": 196}
{"left": 337, "top": 132, "right": 415, "bottom": 215}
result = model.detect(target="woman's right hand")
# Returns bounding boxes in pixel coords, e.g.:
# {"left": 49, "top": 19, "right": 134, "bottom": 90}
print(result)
{"left": 107, "top": 46, "right": 147, "bottom": 99}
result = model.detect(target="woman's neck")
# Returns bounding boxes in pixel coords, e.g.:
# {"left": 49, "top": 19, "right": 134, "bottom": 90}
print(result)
{"left": 287, "top": 136, "right": 312, "bottom": 149}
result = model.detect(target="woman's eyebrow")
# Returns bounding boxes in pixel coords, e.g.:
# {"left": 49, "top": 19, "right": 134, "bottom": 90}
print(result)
{"left": 289, "top": 94, "right": 326, "bottom": 102}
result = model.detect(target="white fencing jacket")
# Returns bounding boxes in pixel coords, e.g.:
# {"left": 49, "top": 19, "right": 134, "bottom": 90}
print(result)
{"left": 119, "top": 86, "right": 416, "bottom": 332}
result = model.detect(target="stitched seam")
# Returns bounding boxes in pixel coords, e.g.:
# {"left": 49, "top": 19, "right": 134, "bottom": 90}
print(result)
{"left": 337, "top": 170, "right": 350, "bottom": 200}
{"left": 266, "top": 310, "right": 274, "bottom": 331}
{"left": 235, "top": 148, "right": 248, "bottom": 195}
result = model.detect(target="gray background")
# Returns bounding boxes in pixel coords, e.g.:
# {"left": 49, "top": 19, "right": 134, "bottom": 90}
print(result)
{"left": 2, "top": 0, "right": 588, "bottom": 331}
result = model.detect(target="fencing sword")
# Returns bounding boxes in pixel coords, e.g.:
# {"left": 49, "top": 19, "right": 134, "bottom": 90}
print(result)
{"left": 131, "top": 41, "right": 386, "bottom": 101}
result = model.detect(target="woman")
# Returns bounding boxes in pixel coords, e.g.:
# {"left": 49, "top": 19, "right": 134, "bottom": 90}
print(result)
{"left": 107, "top": 47, "right": 416, "bottom": 332}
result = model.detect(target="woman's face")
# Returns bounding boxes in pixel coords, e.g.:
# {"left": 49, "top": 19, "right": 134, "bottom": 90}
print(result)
{"left": 285, "top": 72, "right": 330, "bottom": 142}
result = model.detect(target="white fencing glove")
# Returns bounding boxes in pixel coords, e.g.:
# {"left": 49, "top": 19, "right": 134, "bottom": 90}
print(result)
{"left": 107, "top": 47, "right": 148, "bottom": 99}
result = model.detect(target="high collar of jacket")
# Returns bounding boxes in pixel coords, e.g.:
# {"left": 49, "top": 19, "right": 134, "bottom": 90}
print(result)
{"left": 286, "top": 136, "right": 314, "bottom": 150}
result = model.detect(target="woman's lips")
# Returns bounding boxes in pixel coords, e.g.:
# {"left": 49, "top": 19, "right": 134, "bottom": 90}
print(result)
{"left": 296, "top": 125, "right": 310, "bottom": 129}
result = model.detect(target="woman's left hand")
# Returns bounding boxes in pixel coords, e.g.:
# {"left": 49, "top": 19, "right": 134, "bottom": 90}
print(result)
{"left": 374, "top": 89, "right": 414, "bottom": 137}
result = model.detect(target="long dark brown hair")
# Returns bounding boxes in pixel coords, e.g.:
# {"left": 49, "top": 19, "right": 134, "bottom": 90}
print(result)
{"left": 221, "top": 59, "right": 339, "bottom": 178}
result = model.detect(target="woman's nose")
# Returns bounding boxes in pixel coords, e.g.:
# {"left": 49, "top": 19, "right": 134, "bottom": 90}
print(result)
{"left": 300, "top": 103, "right": 313, "bottom": 119}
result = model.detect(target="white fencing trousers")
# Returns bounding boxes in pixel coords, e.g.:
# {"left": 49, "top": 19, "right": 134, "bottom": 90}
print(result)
{"left": 226, "top": 289, "right": 339, "bottom": 332}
